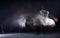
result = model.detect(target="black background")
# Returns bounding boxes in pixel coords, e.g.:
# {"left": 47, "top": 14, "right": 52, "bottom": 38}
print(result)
{"left": 0, "top": 0, "right": 60, "bottom": 33}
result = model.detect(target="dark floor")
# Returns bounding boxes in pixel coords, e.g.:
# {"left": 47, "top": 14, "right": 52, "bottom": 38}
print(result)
{"left": 0, "top": 25, "right": 60, "bottom": 34}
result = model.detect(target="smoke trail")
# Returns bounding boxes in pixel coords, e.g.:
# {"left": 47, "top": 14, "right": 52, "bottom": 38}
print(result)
{"left": 17, "top": 15, "right": 26, "bottom": 28}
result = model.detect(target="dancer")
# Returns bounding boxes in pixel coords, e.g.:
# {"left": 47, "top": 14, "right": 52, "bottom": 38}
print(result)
{"left": 33, "top": 9, "right": 55, "bottom": 27}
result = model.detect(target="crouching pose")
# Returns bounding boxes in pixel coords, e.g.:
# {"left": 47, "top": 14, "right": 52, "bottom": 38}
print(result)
{"left": 33, "top": 10, "right": 55, "bottom": 33}
{"left": 33, "top": 9, "right": 55, "bottom": 27}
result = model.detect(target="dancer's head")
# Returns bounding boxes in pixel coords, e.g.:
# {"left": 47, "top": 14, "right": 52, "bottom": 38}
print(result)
{"left": 40, "top": 9, "right": 49, "bottom": 17}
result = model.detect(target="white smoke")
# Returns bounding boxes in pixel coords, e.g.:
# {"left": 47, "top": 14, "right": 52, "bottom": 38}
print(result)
{"left": 14, "top": 13, "right": 55, "bottom": 28}
{"left": 17, "top": 15, "right": 26, "bottom": 28}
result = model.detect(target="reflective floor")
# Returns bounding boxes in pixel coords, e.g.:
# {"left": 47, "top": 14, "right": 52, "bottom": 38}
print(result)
{"left": 0, "top": 33, "right": 60, "bottom": 38}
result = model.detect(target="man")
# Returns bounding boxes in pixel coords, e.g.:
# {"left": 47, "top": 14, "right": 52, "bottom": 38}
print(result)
{"left": 33, "top": 9, "right": 56, "bottom": 33}
{"left": 33, "top": 9, "right": 55, "bottom": 27}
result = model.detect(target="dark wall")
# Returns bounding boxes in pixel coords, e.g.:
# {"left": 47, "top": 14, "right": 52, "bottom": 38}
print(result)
{"left": 0, "top": 0, "right": 60, "bottom": 33}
